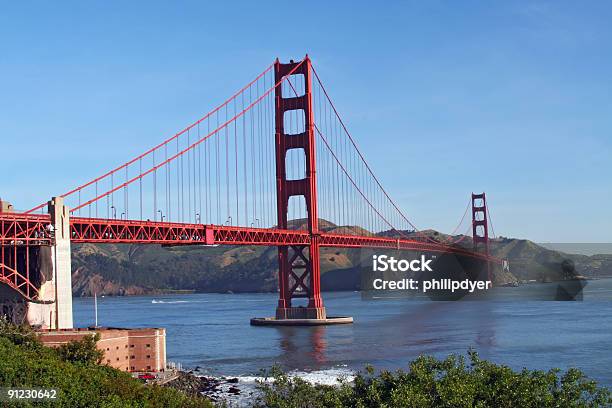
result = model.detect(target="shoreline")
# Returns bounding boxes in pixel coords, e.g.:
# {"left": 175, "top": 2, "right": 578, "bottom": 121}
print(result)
{"left": 163, "top": 366, "right": 356, "bottom": 406}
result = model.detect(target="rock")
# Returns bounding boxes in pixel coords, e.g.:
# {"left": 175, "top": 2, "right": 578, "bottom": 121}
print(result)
{"left": 163, "top": 372, "right": 214, "bottom": 397}
{"left": 162, "top": 371, "right": 250, "bottom": 402}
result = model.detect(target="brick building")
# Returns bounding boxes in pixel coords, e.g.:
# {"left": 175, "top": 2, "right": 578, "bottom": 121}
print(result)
{"left": 37, "top": 327, "right": 166, "bottom": 373}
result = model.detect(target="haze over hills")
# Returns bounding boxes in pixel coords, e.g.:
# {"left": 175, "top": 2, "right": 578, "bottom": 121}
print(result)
{"left": 70, "top": 220, "right": 612, "bottom": 297}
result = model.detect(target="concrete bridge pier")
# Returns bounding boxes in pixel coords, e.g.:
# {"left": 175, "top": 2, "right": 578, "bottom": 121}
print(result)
{"left": 1, "top": 197, "right": 73, "bottom": 329}
{"left": 49, "top": 196, "right": 73, "bottom": 329}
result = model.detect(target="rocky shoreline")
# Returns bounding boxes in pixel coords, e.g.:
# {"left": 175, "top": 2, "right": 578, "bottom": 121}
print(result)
{"left": 163, "top": 371, "right": 250, "bottom": 404}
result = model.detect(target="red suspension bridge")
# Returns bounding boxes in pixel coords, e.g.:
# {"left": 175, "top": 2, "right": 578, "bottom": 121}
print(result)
{"left": 0, "top": 56, "right": 499, "bottom": 326}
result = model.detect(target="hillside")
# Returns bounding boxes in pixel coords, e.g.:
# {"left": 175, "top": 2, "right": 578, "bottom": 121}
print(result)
{"left": 70, "top": 221, "right": 612, "bottom": 297}
{"left": 0, "top": 319, "right": 210, "bottom": 407}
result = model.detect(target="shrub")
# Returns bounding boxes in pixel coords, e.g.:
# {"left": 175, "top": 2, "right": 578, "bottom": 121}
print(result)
{"left": 0, "top": 315, "right": 40, "bottom": 347}
{"left": 255, "top": 351, "right": 611, "bottom": 408}
{"left": 57, "top": 333, "right": 104, "bottom": 365}
{"left": 0, "top": 320, "right": 212, "bottom": 408}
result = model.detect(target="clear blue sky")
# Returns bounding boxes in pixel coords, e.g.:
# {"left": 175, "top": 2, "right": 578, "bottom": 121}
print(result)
{"left": 1, "top": 1, "right": 610, "bottom": 242}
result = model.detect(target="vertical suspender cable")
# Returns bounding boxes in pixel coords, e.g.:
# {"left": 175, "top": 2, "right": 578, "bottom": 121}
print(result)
{"left": 234, "top": 96, "right": 239, "bottom": 226}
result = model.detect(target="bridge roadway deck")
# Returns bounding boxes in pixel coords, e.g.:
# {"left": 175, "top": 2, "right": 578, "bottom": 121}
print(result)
{"left": 0, "top": 214, "right": 491, "bottom": 261}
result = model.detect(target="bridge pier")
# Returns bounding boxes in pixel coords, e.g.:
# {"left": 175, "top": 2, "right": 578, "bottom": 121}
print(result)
{"left": 275, "top": 243, "right": 326, "bottom": 320}
{"left": 0, "top": 197, "right": 73, "bottom": 329}
{"left": 50, "top": 197, "right": 73, "bottom": 328}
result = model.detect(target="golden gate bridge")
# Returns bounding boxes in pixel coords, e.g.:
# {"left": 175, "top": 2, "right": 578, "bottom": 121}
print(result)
{"left": 0, "top": 56, "right": 499, "bottom": 327}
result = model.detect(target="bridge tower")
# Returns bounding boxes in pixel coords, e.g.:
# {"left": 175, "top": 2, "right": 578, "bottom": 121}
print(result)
{"left": 273, "top": 56, "right": 326, "bottom": 320}
{"left": 471, "top": 192, "right": 491, "bottom": 281}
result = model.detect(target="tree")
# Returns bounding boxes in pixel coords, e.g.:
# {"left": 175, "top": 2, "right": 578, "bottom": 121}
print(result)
{"left": 57, "top": 333, "right": 104, "bottom": 365}
{"left": 0, "top": 315, "right": 40, "bottom": 347}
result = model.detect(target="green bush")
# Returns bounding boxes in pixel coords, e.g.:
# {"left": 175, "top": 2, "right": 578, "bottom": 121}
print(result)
{"left": 57, "top": 333, "right": 104, "bottom": 365}
{"left": 0, "top": 315, "right": 40, "bottom": 347}
{"left": 0, "top": 320, "right": 212, "bottom": 408}
{"left": 255, "top": 351, "right": 612, "bottom": 408}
